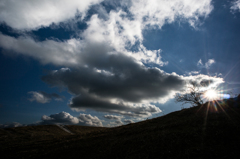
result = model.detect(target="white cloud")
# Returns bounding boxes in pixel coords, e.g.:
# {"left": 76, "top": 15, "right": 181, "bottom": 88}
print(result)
{"left": 81, "top": 12, "right": 156, "bottom": 64}
{"left": 205, "top": 59, "right": 215, "bottom": 68}
{"left": 109, "top": 119, "right": 123, "bottom": 127}
{"left": 28, "top": 91, "right": 64, "bottom": 104}
{"left": 0, "top": 122, "right": 23, "bottom": 128}
{"left": 32, "top": 112, "right": 103, "bottom": 127}
{"left": 0, "top": 0, "right": 214, "bottom": 67}
{"left": 0, "top": 33, "right": 82, "bottom": 67}
{"left": 80, "top": 0, "right": 214, "bottom": 66}
{"left": 103, "top": 115, "right": 127, "bottom": 126}
{"left": 0, "top": 0, "right": 103, "bottom": 30}
{"left": 184, "top": 74, "right": 224, "bottom": 88}
{"left": 0, "top": 113, "right": 103, "bottom": 128}
{"left": 28, "top": 91, "right": 51, "bottom": 104}
{"left": 0, "top": 31, "right": 165, "bottom": 70}
{"left": 197, "top": 59, "right": 203, "bottom": 66}
{"left": 124, "top": 119, "right": 134, "bottom": 124}
{"left": 187, "top": 71, "right": 200, "bottom": 75}
{"left": 130, "top": 0, "right": 213, "bottom": 29}
{"left": 197, "top": 59, "right": 215, "bottom": 69}
{"left": 41, "top": 112, "right": 79, "bottom": 125}
{"left": 42, "top": 115, "right": 53, "bottom": 121}
{"left": 231, "top": 0, "right": 240, "bottom": 11}
{"left": 114, "top": 119, "right": 123, "bottom": 125}
{"left": 78, "top": 114, "right": 103, "bottom": 127}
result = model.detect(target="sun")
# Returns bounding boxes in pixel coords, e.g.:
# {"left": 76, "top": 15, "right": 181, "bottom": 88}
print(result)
{"left": 204, "top": 89, "right": 218, "bottom": 100}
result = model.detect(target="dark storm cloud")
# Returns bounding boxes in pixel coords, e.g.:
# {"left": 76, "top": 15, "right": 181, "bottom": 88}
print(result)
{"left": 43, "top": 53, "right": 185, "bottom": 101}
{"left": 28, "top": 91, "right": 64, "bottom": 104}
{"left": 42, "top": 53, "right": 186, "bottom": 115}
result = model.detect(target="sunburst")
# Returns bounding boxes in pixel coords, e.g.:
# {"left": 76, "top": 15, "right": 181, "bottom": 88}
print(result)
{"left": 204, "top": 89, "right": 218, "bottom": 100}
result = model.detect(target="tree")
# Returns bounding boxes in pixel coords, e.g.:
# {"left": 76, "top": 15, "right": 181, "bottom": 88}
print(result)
{"left": 175, "top": 81, "right": 203, "bottom": 107}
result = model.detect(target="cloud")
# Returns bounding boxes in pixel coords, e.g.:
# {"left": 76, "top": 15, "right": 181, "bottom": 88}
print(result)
{"left": 130, "top": 0, "right": 213, "bottom": 28}
{"left": 28, "top": 91, "right": 64, "bottom": 104}
{"left": 197, "top": 59, "right": 203, "bottom": 66}
{"left": 0, "top": 0, "right": 214, "bottom": 67}
{"left": 0, "top": 0, "right": 221, "bottom": 120}
{"left": 124, "top": 119, "right": 134, "bottom": 124}
{"left": 69, "top": 91, "right": 162, "bottom": 117}
{"left": 0, "top": 33, "right": 83, "bottom": 67}
{"left": 114, "top": 120, "right": 123, "bottom": 125}
{"left": 231, "top": 0, "right": 240, "bottom": 11}
{"left": 0, "top": 31, "right": 164, "bottom": 68}
{"left": 78, "top": 114, "right": 103, "bottom": 127}
{"left": 42, "top": 58, "right": 185, "bottom": 104}
{"left": 197, "top": 59, "right": 215, "bottom": 69}
{"left": 0, "top": 0, "right": 103, "bottom": 30}
{"left": 42, "top": 61, "right": 223, "bottom": 117}
{"left": 108, "top": 119, "right": 124, "bottom": 127}
{"left": 187, "top": 71, "right": 200, "bottom": 75}
{"left": 205, "top": 59, "right": 215, "bottom": 68}
{"left": 200, "top": 79, "right": 214, "bottom": 87}
{"left": 42, "top": 56, "right": 192, "bottom": 116}
{"left": 185, "top": 74, "right": 223, "bottom": 89}
{"left": 103, "top": 114, "right": 125, "bottom": 126}
{"left": 40, "top": 112, "right": 79, "bottom": 125}
{"left": 31, "top": 112, "right": 103, "bottom": 127}
{"left": 0, "top": 122, "right": 23, "bottom": 128}
{"left": 104, "top": 115, "right": 123, "bottom": 120}
{"left": 0, "top": 112, "right": 102, "bottom": 128}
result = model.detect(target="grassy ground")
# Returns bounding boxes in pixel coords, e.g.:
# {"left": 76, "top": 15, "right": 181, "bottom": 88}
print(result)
{"left": 1, "top": 97, "right": 240, "bottom": 158}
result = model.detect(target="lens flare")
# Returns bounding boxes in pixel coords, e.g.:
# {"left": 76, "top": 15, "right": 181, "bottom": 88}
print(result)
{"left": 204, "top": 89, "right": 218, "bottom": 100}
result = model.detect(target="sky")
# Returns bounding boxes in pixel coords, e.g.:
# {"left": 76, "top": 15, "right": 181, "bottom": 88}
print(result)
{"left": 0, "top": 0, "right": 240, "bottom": 128}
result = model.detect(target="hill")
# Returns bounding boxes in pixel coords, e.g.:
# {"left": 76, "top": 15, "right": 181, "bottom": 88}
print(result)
{"left": 1, "top": 96, "right": 240, "bottom": 158}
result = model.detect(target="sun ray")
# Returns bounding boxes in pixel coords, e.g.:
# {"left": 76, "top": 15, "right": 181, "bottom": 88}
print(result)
{"left": 223, "top": 60, "right": 240, "bottom": 80}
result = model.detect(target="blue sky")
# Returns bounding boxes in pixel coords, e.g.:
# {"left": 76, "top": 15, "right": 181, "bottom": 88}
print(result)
{"left": 0, "top": 0, "right": 240, "bottom": 127}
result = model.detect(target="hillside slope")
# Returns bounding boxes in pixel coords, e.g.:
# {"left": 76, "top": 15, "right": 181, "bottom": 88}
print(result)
{"left": 1, "top": 96, "right": 240, "bottom": 159}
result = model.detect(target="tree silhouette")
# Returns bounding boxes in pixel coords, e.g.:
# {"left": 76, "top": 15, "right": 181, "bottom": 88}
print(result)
{"left": 175, "top": 81, "right": 203, "bottom": 106}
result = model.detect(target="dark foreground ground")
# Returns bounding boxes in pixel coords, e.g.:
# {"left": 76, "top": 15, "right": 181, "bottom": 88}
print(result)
{"left": 1, "top": 97, "right": 240, "bottom": 159}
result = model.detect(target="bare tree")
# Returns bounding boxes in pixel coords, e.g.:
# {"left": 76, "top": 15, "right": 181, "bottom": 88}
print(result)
{"left": 175, "top": 81, "right": 203, "bottom": 106}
